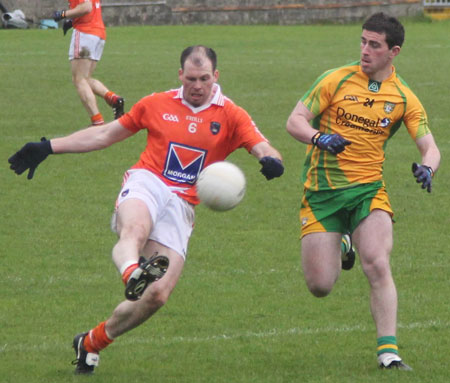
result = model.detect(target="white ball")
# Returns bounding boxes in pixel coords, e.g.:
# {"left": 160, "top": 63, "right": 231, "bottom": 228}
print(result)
{"left": 196, "top": 161, "right": 246, "bottom": 211}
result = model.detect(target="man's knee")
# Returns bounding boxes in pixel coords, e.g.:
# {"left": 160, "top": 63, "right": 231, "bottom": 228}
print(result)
{"left": 140, "top": 283, "right": 171, "bottom": 310}
{"left": 118, "top": 221, "right": 150, "bottom": 245}
{"left": 305, "top": 277, "right": 334, "bottom": 298}
{"left": 361, "top": 255, "right": 391, "bottom": 283}
{"left": 72, "top": 74, "right": 88, "bottom": 88}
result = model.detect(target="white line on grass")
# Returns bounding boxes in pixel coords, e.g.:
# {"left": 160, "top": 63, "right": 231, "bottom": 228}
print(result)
{"left": 123, "top": 318, "right": 448, "bottom": 347}
{"left": 1, "top": 319, "right": 447, "bottom": 352}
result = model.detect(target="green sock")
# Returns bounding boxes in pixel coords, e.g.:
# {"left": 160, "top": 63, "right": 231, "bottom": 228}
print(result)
{"left": 377, "top": 336, "right": 398, "bottom": 356}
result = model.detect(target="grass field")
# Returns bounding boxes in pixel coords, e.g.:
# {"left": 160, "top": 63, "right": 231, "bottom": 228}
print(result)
{"left": 1, "top": 19, "right": 449, "bottom": 383}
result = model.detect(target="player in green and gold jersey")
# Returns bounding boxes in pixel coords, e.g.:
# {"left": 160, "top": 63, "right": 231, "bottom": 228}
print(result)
{"left": 287, "top": 12, "right": 441, "bottom": 370}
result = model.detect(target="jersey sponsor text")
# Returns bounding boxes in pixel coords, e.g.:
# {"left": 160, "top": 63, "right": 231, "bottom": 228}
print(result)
{"left": 163, "top": 143, "right": 206, "bottom": 185}
{"left": 336, "top": 107, "right": 385, "bottom": 134}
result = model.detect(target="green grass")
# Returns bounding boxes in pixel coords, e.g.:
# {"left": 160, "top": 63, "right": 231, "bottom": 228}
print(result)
{"left": 1, "top": 20, "right": 449, "bottom": 383}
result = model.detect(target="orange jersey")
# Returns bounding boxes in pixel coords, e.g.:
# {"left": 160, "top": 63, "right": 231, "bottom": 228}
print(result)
{"left": 69, "top": 0, "right": 106, "bottom": 40}
{"left": 301, "top": 61, "right": 430, "bottom": 191}
{"left": 118, "top": 85, "right": 268, "bottom": 205}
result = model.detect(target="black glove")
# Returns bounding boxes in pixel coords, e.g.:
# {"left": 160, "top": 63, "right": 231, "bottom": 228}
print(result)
{"left": 63, "top": 19, "right": 73, "bottom": 35}
{"left": 8, "top": 137, "right": 53, "bottom": 180}
{"left": 412, "top": 162, "right": 433, "bottom": 193}
{"left": 259, "top": 156, "right": 284, "bottom": 180}
{"left": 312, "top": 132, "right": 351, "bottom": 155}
{"left": 53, "top": 10, "right": 66, "bottom": 22}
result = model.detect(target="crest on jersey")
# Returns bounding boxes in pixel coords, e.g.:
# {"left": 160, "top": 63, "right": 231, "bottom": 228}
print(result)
{"left": 163, "top": 143, "right": 207, "bottom": 184}
{"left": 368, "top": 80, "right": 381, "bottom": 93}
{"left": 383, "top": 102, "right": 396, "bottom": 114}
{"left": 210, "top": 121, "right": 221, "bottom": 135}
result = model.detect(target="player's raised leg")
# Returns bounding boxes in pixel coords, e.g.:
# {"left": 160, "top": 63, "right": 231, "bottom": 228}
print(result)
{"left": 72, "top": 247, "right": 184, "bottom": 374}
{"left": 71, "top": 58, "right": 104, "bottom": 125}
{"left": 86, "top": 59, "right": 125, "bottom": 119}
{"left": 301, "top": 232, "right": 342, "bottom": 297}
{"left": 112, "top": 198, "right": 153, "bottom": 285}
{"left": 109, "top": 243, "right": 184, "bottom": 337}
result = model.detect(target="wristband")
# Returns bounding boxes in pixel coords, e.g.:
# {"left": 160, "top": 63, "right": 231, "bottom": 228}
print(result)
{"left": 425, "top": 165, "right": 434, "bottom": 177}
{"left": 311, "top": 132, "right": 321, "bottom": 145}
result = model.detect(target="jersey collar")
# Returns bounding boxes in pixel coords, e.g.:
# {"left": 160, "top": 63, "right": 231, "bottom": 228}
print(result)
{"left": 174, "top": 83, "right": 225, "bottom": 113}
{"left": 358, "top": 62, "right": 397, "bottom": 83}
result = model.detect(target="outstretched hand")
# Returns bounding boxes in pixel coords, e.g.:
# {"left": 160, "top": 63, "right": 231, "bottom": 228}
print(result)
{"left": 412, "top": 162, "right": 433, "bottom": 193}
{"left": 259, "top": 156, "right": 284, "bottom": 180}
{"left": 8, "top": 137, "right": 53, "bottom": 180}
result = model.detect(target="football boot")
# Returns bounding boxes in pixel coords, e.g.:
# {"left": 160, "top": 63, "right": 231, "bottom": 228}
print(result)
{"left": 112, "top": 97, "right": 125, "bottom": 119}
{"left": 341, "top": 234, "right": 356, "bottom": 270}
{"left": 72, "top": 333, "right": 99, "bottom": 375}
{"left": 378, "top": 353, "right": 412, "bottom": 371}
{"left": 125, "top": 254, "right": 169, "bottom": 301}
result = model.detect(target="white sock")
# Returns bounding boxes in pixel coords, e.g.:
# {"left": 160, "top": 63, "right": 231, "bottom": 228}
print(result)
{"left": 119, "top": 259, "right": 139, "bottom": 275}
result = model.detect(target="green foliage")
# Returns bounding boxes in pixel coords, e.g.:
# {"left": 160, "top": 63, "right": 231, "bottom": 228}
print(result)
{"left": 1, "top": 21, "right": 449, "bottom": 382}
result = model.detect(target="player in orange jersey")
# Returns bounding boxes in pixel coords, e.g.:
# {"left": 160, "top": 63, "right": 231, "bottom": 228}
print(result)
{"left": 286, "top": 13, "right": 440, "bottom": 371}
{"left": 8, "top": 45, "right": 284, "bottom": 374}
{"left": 53, "top": 0, "right": 124, "bottom": 125}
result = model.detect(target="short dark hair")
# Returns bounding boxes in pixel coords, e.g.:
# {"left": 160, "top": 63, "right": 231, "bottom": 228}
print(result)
{"left": 362, "top": 12, "right": 405, "bottom": 48}
{"left": 180, "top": 45, "right": 217, "bottom": 71}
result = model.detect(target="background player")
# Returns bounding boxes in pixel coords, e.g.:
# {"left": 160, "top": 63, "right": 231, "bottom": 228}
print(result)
{"left": 8, "top": 45, "right": 284, "bottom": 374}
{"left": 286, "top": 12, "right": 440, "bottom": 370}
{"left": 53, "top": 0, "right": 124, "bottom": 125}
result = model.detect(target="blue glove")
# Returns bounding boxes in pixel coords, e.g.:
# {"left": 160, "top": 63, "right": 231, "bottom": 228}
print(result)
{"left": 53, "top": 10, "right": 66, "bottom": 22}
{"left": 259, "top": 157, "right": 284, "bottom": 180}
{"left": 8, "top": 137, "right": 53, "bottom": 180}
{"left": 412, "top": 162, "right": 433, "bottom": 193}
{"left": 312, "top": 132, "right": 351, "bottom": 155}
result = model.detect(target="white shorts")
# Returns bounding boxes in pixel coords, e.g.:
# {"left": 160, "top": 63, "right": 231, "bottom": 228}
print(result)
{"left": 111, "top": 169, "right": 195, "bottom": 260}
{"left": 69, "top": 29, "right": 105, "bottom": 61}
